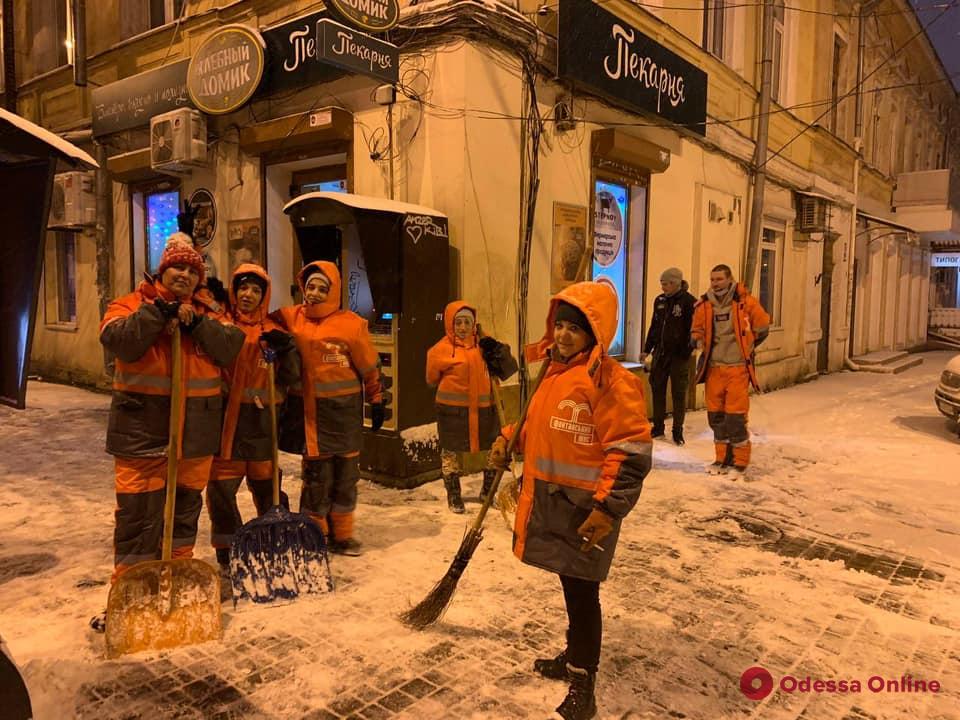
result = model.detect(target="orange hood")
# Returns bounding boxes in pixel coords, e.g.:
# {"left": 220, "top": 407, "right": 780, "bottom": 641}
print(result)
{"left": 298, "top": 260, "right": 341, "bottom": 319}
{"left": 443, "top": 300, "right": 477, "bottom": 348}
{"left": 228, "top": 263, "right": 271, "bottom": 325}
{"left": 528, "top": 281, "right": 618, "bottom": 370}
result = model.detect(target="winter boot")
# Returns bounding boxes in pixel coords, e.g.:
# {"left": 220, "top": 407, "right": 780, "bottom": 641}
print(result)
{"left": 672, "top": 426, "right": 685, "bottom": 445}
{"left": 215, "top": 547, "right": 230, "bottom": 574}
{"left": 329, "top": 537, "right": 363, "bottom": 556}
{"left": 444, "top": 474, "right": 465, "bottom": 514}
{"left": 650, "top": 422, "right": 665, "bottom": 439}
{"left": 534, "top": 649, "right": 570, "bottom": 680}
{"left": 480, "top": 469, "right": 497, "bottom": 502}
{"left": 555, "top": 664, "right": 597, "bottom": 720}
{"left": 89, "top": 611, "right": 106, "bottom": 633}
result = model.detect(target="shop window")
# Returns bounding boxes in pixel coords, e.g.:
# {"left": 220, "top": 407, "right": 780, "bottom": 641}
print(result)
{"left": 771, "top": 0, "right": 785, "bottom": 103}
{"left": 44, "top": 232, "right": 77, "bottom": 326}
{"left": 703, "top": 0, "right": 726, "bottom": 60}
{"left": 301, "top": 180, "right": 347, "bottom": 193}
{"left": 121, "top": 0, "right": 185, "bottom": 40}
{"left": 145, "top": 190, "right": 180, "bottom": 275}
{"left": 591, "top": 179, "right": 644, "bottom": 359}
{"left": 28, "top": 0, "right": 69, "bottom": 76}
{"left": 757, "top": 226, "right": 783, "bottom": 326}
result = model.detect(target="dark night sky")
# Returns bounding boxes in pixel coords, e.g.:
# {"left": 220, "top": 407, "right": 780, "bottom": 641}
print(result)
{"left": 911, "top": 1, "right": 960, "bottom": 92}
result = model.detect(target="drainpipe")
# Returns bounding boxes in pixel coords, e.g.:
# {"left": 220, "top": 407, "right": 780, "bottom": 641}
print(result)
{"left": 71, "top": 0, "right": 86, "bottom": 87}
{"left": 95, "top": 142, "right": 113, "bottom": 318}
{"left": 2, "top": 0, "right": 16, "bottom": 110}
{"left": 743, "top": 0, "right": 774, "bottom": 289}
{"left": 842, "top": 3, "right": 866, "bottom": 361}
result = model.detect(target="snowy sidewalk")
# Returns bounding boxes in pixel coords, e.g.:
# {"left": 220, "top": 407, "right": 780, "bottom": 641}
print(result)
{"left": 1, "top": 352, "right": 959, "bottom": 720}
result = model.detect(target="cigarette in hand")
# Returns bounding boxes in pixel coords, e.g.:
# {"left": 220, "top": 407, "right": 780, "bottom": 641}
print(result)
{"left": 580, "top": 537, "right": 605, "bottom": 552}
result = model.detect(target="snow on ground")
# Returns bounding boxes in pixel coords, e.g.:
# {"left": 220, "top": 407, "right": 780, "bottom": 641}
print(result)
{"left": 1, "top": 352, "right": 959, "bottom": 719}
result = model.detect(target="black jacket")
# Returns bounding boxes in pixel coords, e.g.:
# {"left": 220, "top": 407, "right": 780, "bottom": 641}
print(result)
{"left": 643, "top": 281, "right": 696, "bottom": 368}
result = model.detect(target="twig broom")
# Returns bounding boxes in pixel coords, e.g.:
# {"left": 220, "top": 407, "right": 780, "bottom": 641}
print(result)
{"left": 400, "top": 358, "right": 550, "bottom": 629}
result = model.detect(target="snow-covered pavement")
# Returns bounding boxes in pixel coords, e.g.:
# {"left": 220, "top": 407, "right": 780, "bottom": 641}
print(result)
{"left": 1, "top": 352, "right": 959, "bottom": 720}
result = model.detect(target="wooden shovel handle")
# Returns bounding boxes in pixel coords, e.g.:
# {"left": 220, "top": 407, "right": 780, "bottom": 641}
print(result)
{"left": 161, "top": 325, "right": 182, "bottom": 562}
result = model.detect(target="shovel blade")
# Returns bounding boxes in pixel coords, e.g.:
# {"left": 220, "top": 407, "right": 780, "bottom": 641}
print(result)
{"left": 105, "top": 558, "right": 222, "bottom": 658}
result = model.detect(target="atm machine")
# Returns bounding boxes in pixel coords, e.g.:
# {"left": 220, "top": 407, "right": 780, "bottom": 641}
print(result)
{"left": 283, "top": 192, "right": 449, "bottom": 487}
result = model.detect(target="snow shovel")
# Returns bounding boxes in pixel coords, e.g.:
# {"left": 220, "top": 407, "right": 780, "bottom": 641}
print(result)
{"left": 230, "top": 346, "right": 332, "bottom": 605}
{"left": 105, "top": 325, "right": 222, "bottom": 658}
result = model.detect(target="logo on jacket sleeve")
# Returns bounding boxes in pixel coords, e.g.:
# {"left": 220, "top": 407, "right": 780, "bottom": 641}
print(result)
{"left": 549, "top": 399, "right": 595, "bottom": 445}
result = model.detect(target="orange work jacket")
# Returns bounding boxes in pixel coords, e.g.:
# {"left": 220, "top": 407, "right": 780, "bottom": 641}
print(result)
{"left": 274, "top": 260, "right": 382, "bottom": 457}
{"left": 691, "top": 282, "right": 771, "bottom": 390}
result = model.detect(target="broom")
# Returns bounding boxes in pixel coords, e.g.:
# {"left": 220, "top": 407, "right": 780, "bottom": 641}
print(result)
{"left": 400, "top": 357, "right": 550, "bottom": 629}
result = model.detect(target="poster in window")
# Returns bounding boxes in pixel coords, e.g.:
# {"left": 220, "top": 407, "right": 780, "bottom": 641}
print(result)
{"left": 227, "top": 218, "right": 263, "bottom": 275}
{"left": 592, "top": 180, "right": 628, "bottom": 356}
{"left": 188, "top": 188, "right": 217, "bottom": 249}
{"left": 551, "top": 202, "right": 588, "bottom": 293}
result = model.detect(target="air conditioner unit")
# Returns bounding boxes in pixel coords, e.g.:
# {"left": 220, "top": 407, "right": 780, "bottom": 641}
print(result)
{"left": 150, "top": 108, "right": 207, "bottom": 175}
{"left": 48, "top": 171, "right": 96, "bottom": 228}
{"left": 796, "top": 195, "right": 829, "bottom": 233}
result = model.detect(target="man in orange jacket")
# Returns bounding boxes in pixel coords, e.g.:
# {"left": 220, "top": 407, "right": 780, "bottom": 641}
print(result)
{"left": 98, "top": 238, "right": 244, "bottom": 603}
{"left": 691, "top": 264, "right": 770, "bottom": 476}
{"left": 205, "top": 264, "right": 301, "bottom": 571}
{"left": 274, "top": 261, "right": 383, "bottom": 556}
{"left": 426, "top": 301, "right": 517, "bottom": 513}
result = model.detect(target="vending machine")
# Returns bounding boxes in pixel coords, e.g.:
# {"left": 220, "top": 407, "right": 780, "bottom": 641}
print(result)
{"left": 283, "top": 192, "right": 449, "bottom": 486}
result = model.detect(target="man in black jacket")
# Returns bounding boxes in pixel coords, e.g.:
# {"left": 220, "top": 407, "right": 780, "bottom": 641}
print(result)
{"left": 643, "top": 267, "right": 696, "bottom": 444}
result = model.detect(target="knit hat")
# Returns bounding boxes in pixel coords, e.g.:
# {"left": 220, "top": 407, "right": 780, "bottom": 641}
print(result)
{"left": 660, "top": 267, "right": 683, "bottom": 284}
{"left": 554, "top": 301, "right": 595, "bottom": 341}
{"left": 232, "top": 271, "right": 267, "bottom": 295}
{"left": 158, "top": 235, "right": 205, "bottom": 284}
{"left": 303, "top": 268, "right": 330, "bottom": 289}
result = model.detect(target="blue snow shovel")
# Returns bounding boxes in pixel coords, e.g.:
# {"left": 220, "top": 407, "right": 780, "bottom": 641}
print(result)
{"left": 230, "top": 345, "right": 333, "bottom": 605}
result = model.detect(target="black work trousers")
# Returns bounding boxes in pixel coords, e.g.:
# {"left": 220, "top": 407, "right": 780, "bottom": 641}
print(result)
{"left": 560, "top": 574, "right": 602, "bottom": 673}
{"left": 650, "top": 355, "right": 692, "bottom": 430}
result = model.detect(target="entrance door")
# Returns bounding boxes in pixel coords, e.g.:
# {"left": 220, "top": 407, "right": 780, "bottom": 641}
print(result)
{"left": 817, "top": 234, "right": 835, "bottom": 373}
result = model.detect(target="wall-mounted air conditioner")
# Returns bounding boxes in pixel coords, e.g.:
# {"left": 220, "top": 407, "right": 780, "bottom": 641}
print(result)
{"left": 150, "top": 108, "right": 207, "bottom": 175}
{"left": 796, "top": 195, "right": 829, "bottom": 234}
{"left": 48, "top": 171, "right": 96, "bottom": 228}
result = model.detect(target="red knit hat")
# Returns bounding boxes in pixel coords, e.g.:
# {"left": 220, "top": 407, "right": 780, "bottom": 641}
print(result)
{"left": 158, "top": 233, "right": 206, "bottom": 284}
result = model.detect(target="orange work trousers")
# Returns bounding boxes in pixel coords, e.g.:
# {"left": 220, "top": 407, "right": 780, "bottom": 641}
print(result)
{"left": 113, "top": 456, "right": 212, "bottom": 582}
{"left": 705, "top": 364, "right": 752, "bottom": 468}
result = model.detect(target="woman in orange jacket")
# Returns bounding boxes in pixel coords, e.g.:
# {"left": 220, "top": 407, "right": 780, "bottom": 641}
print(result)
{"left": 98, "top": 238, "right": 244, "bottom": 597}
{"left": 489, "top": 281, "right": 652, "bottom": 720}
{"left": 426, "top": 301, "right": 517, "bottom": 513}
{"left": 274, "top": 261, "right": 383, "bottom": 556}
{"left": 205, "top": 264, "right": 301, "bottom": 570}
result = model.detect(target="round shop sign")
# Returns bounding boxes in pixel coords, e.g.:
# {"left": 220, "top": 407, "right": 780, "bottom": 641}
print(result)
{"left": 188, "top": 189, "right": 217, "bottom": 249}
{"left": 327, "top": 0, "right": 400, "bottom": 33}
{"left": 593, "top": 189, "right": 623, "bottom": 268}
{"left": 187, "top": 25, "right": 265, "bottom": 115}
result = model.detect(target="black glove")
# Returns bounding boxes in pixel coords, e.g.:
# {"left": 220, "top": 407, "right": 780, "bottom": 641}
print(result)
{"left": 177, "top": 200, "right": 197, "bottom": 236}
{"left": 180, "top": 311, "right": 202, "bottom": 334}
{"left": 260, "top": 329, "right": 294, "bottom": 352}
{"left": 370, "top": 402, "right": 385, "bottom": 432}
{"left": 206, "top": 276, "right": 228, "bottom": 304}
{"left": 153, "top": 298, "right": 181, "bottom": 319}
{"left": 478, "top": 336, "right": 499, "bottom": 357}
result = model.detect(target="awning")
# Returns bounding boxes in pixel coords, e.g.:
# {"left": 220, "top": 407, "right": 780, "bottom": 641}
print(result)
{"left": 856, "top": 211, "right": 918, "bottom": 235}
{"left": 0, "top": 108, "right": 98, "bottom": 168}
{"left": 284, "top": 191, "right": 447, "bottom": 219}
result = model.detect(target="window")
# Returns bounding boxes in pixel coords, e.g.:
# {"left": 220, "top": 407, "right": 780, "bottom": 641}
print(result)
{"left": 145, "top": 190, "right": 181, "bottom": 275}
{"left": 44, "top": 232, "right": 77, "bottom": 325}
{"left": 757, "top": 227, "right": 783, "bottom": 326}
{"left": 121, "top": 0, "right": 185, "bottom": 40}
{"left": 830, "top": 34, "right": 846, "bottom": 136}
{"left": 591, "top": 179, "right": 629, "bottom": 357}
{"left": 28, "top": 0, "right": 69, "bottom": 76}
{"left": 771, "top": 0, "right": 785, "bottom": 103}
{"left": 703, "top": 0, "right": 726, "bottom": 59}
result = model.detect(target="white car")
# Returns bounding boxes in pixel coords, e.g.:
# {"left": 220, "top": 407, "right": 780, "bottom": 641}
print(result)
{"left": 935, "top": 354, "right": 960, "bottom": 424}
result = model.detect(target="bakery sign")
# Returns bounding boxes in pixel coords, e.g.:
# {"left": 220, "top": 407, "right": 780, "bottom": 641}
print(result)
{"left": 558, "top": 0, "right": 708, "bottom": 136}
{"left": 327, "top": 0, "right": 400, "bottom": 33}
{"left": 187, "top": 24, "right": 265, "bottom": 115}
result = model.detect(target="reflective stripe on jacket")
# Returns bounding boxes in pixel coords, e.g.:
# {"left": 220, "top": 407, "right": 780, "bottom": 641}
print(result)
{"left": 503, "top": 282, "right": 652, "bottom": 582}
{"left": 274, "top": 260, "right": 382, "bottom": 457}
{"left": 690, "top": 282, "right": 771, "bottom": 390}
{"left": 426, "top": 300, "right": 498, "bottom": 453}
{"left": 100, "top": 278, "right": 244, "bottom": 458}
